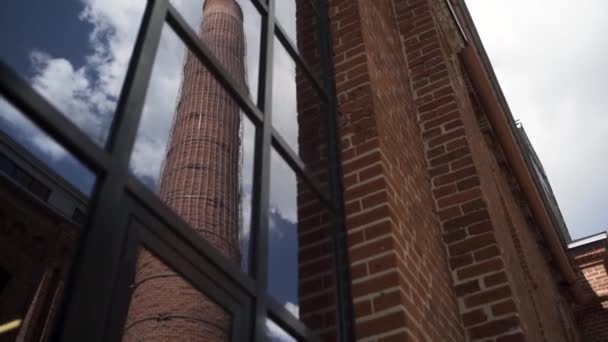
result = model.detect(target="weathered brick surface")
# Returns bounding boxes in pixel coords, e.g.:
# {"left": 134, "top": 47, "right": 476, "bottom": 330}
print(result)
{"left": 570, "top": 240, "right": 608, "bottom": 341}
{"left": 330, "top": 0, "right": 464, "bottom": 340}
{"left": 392, "top": 0, "right": 580, "bottom": 340}
{"left": 393, "top": 2, "right": 520, "bottom": 337}
{"left": 0, "top": 0, "right": 599, "bottom": 341}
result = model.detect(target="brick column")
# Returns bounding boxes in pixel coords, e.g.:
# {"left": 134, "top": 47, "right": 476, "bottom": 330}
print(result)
{"left": 328, "top": 0, "right": 464, "bottom": 340}
{"left": 394, "top": 0, "right": 543, "bottom": 340}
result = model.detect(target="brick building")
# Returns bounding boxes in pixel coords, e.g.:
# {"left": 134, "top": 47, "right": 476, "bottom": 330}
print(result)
{"left": 568, "top": 233, "right": 608, "bottom": 342}
{"left": 0, "top": 132, "right": 85, "bottom": 341}
{"left": 317, "top": 0, "right": 607, "bottom": 340}
{"left": 1, "top": 0, "right": 608, "bottom": 341}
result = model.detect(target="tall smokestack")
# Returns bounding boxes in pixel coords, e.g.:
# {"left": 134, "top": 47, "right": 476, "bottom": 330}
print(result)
{"left": 124, "top": 0, "right": 246, "bottom": 340}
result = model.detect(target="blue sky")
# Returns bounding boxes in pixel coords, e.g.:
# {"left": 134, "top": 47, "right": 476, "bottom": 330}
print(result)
{"left": 0, "top": 1, "right": 90, "bottom": 75}
{"left": 0, "top": 1, "right": 97, "bottom": 194}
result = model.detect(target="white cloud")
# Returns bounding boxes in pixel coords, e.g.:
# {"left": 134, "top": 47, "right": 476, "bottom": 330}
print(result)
{"left": 3, "top": 0, "right": 304, "bottom": 236}
{"left": 284, "top": 301, "right": 299, "bottom": 317}
{"left": 265, "top": 302, "right": 299, "bottom": 341}
{"left": 0, "top": 98, "right": 66, "bottom": 160}
{"left": 1, "top": 0, "right": 146, "bottom": 157}
{"left": 466, "top": 0, "right": 608, "bottom": 238}
{"left": 29, "top": 51, "right": 108, "bottom": 143}
{"left": 266, "top": 320, "right": 296, "bottom": 341}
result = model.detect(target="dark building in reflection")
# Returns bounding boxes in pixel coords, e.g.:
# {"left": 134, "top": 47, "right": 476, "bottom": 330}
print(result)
{"left": 0, "top": 132, "right": 85, "bottom": 341}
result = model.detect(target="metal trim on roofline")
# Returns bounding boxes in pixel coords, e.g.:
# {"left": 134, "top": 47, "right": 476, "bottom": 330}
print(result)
{"left": 568, "top": 232, "right": 608, "bottom": 249}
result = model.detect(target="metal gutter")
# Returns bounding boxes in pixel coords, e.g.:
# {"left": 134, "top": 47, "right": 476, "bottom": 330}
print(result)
{"left": 568, "top": 232, "right": 608, "bottom": 249}
{"left": 458, "top": 0, "right": 584, "bottom": 303}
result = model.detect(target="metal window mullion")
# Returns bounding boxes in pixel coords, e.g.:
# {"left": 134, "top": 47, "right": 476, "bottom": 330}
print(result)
{"left": 318, "top": 1, "right": 356, "bottom": 341}
{"left": 270, "top": 128, "right": 335, "bottom": 213}
{"left": 167, "top": 5, "right": 264, "bottom": 128}
{"left": 249, "top": 0, "right": 275, "bottom": 339}
{"left": 135, "top": 222, "right": 251, "bottom": 340}
{"left": 267, "top": 296, "right": 320, "bottom": 342}
{"left": 138, "top": 223, "right": 244, "bottom": 311}
{"left": 125, "top": 176, "right": 256, "bottom": 295}
{"left": 54, "top": 0, "right": 168, "bottom": 341}
{"left": 249, "top": 0, "right": 269, "bottom": 15}
{"left": 0, "top": 61, "right": 109, "bottom": 173}
{"left": 103, "top": 205, "right": 140, "bottom": 342}
{"left": 274, "top": 23, "right": 328, "bottom": 100}
{"left": 306, "top": 0, "right": 322, "bottom": 18}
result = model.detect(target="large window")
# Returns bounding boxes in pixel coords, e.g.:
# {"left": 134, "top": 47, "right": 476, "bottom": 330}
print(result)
{"left": 0, "top": 0, "right": 352, "bottom": 341}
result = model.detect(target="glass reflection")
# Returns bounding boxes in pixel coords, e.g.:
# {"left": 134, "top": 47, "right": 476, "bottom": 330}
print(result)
{"left": 129, "top": 22, "right": 255, "bottom": 271}
{"left": 123, "top": 249, "right": 231, "bottom": 341}
{"left": 0, "top": 98, "right": 93, "bottom": 341}
{"left": 271, "top": 38, "right": 329, "bottom": 195}
{"left": 170, "top": 0, "right": 262, "bottom": 100}
{"left": 0, "top": 0, "right": 146, "bottom": 145}
{"left": 266, "top": 319, "right": 297, "bottom": 342}
{"left": 268, "top": 149, "right": 336, "bottom": 339}
{"left": 275, "top": 0, "right": 322, "bottom": 77}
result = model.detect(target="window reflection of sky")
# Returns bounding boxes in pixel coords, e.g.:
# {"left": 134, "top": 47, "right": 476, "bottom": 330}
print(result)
{"left": 0, "top": 1, "right": 306, "bottom": 339}
{"left": 268, "top": 149, "right": 298, "bottom": 310}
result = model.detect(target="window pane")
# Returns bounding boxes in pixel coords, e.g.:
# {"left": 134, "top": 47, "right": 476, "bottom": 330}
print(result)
{"left": 123, "top": 248, "right": 231, "bottom": 341}
{"left": 271, "top": 38, "right": 329, "bottom": 195}
{"left": 0, "top": 1, "right": 147, "bottom": 145}
{"left": 0, "top": 98, "right": 93, "bottom": 341}
{"left": 275, "top": 0, "right": 323, "bottom": 78}
{"left": 268, "top": 149, "right": 336, "bottom": 339}
{"left": 266, "top": 318, "right": 297, "bottom": 342}
{"left": 129, "top": 25, "right": 255, "bottom": 272}
{"left": 170, "top": 0, "right": 262, "bottom": 101}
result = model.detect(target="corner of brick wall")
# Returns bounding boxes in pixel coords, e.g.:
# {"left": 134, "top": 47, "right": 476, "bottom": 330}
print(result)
{"left": 330, "top": 0, "right": 465, "bottom": 340}
{"left": 391, "top": 0, "right": 579, "bottom": 340}
{"left": 329, "top": 0, "right": 582, "bottom": 341}
{"left": 569, "top": 241, "right": 608, "bottom": 341}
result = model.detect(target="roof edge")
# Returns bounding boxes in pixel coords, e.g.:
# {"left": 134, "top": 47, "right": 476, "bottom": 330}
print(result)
{"left": 568, "top": 232, "right": 608, "bottom": 249}
{"left": 456, "top": 0, "right": 583, "bottom": 302}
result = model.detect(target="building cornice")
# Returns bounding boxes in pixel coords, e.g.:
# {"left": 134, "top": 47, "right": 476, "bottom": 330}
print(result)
{"left": 455, "top": 0, "right": 584, "bottom": 303}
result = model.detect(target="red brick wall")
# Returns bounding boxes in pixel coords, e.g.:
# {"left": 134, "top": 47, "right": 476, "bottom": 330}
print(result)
{"left": 394, "top": 0, "right": 523, "bottom": 339}
{"left": 392, "top": 0, "right": 579, "bottom": 340}
{"left": 570, "top": 240, "right": 608, "bottom": 341}
{"left": 329, "top": 0, "right": 464, "bottom": 340}
{"left": 459, "top": 63, "right": 579, "bottom": 342}
{"left": 309, "top": 0, "right": 582, "bottom": 341}
{"left": 294, "top": 0, "right": 337, "bottom": 339}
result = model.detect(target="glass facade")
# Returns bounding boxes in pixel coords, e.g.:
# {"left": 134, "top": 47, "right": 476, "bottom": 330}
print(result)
{"left": 0, "top": 0, "right": 352, "bottom": 341}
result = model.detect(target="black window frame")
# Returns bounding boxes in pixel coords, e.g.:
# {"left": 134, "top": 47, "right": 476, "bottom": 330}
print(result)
{"left": 0, "top": 0, "right": 354, "bottom": 341}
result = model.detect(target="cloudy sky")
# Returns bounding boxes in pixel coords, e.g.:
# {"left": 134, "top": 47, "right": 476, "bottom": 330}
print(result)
{"left": 465, "top": 0, "right": 608, "bottom": 239}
